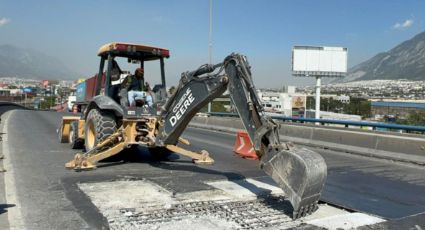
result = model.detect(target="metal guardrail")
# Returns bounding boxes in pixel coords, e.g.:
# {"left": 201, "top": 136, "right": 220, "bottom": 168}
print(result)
{"left": 207, "top": 112, "right": 425, "bottom": 133}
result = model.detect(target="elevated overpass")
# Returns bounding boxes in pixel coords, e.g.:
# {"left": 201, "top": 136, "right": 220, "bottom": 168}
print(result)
{"left": 0, "top": 108, "right": 424, "bottom": 229}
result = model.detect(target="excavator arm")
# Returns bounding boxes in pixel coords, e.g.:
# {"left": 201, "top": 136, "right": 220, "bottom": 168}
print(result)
{"left": 158, "top": 53, "right": 327, "bottom": 218}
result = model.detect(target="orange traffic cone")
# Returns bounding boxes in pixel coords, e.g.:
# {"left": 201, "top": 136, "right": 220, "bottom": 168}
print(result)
{"left": 233, "top": 131, "right": 258, "bottom": 160}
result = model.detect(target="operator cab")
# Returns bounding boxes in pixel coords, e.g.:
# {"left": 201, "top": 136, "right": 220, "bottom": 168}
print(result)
{"left": 95, "top": 42, "right": 170, "bottom": 117}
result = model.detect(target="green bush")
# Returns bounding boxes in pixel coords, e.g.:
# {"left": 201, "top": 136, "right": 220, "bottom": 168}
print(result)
{"left": 40, "top": 96, "right": 56, "bottom": 110}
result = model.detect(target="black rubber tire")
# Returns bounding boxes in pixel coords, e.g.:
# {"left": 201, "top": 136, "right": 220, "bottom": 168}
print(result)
{"left": 58, "top": 121, "right": 64, "bottom": 143}
{"left": 84, "top": 108, "right": 117, "bottom": 152}
{"left": 69, "top": 121, "right": 84, "bottom": 149}
{"left": 149, "top": 147, "right": 172, "bottom": 161}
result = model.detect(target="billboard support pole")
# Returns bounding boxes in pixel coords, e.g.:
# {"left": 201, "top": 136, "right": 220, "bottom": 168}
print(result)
{"left": 315, "top": 76, "right": 321, "bottom": 120}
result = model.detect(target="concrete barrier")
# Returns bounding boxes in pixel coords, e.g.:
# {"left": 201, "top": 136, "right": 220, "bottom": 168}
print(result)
{"left": 191, "top": 116, "right": 244, "bottom": 131}
{"left": 189, "top": 116, "right": 425, "bottom": 165}
{"left": 0, "top": 101, "right": 28, "bottom": 116}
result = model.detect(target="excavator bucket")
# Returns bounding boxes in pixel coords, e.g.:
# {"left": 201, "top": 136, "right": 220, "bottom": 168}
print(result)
{"left": 260, "top": 145, "right": 327, "bottom": 219}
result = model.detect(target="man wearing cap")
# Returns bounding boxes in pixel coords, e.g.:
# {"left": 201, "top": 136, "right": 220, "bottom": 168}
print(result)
{"left": 122, "top": 68, "right": 153, "bottom": 107}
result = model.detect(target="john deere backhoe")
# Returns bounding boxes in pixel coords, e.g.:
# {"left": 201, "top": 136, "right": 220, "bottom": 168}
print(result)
{"left": 59, "top": 42, "right": 327, "bottom": 219}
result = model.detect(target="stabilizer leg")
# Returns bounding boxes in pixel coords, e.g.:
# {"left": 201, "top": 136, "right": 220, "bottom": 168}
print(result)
{"left": 65, "top": 130, "right": 126, "bottom": 170}
{"left": 165, "top": 145, "right": 214, "bottom": 164}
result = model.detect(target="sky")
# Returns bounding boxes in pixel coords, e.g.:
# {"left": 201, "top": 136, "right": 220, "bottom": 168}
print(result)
{"left": 0, "top": 0, "right": 425, "bottom": 87}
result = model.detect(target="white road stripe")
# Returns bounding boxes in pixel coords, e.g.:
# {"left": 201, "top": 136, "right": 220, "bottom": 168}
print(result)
{"left": 2, "top": 110, "right": 26, "bottom": 230}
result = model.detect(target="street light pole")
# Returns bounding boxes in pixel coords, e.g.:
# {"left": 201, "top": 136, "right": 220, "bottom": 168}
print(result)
{"left": 207, "top": 0, "right": 213, "bottom": 113}
{"left": 209, "top": 0, "right": 213, "bottom": 65}
{"left": 50, "top": 85, "right": 53, "bottom": 110}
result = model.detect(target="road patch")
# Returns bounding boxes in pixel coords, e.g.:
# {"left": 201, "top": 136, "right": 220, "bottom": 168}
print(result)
{"left": 79, "top": 178, "right": 385, "bottom": 229}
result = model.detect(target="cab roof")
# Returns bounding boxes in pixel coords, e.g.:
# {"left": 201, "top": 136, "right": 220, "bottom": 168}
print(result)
{"left": 97, "top": 42, "right": 170, "bottom": 61}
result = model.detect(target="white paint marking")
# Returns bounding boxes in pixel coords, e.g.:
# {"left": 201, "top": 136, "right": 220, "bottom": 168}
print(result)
{"left": 2, "top": 110, "right": 26, "bottom": 229}
{"left": 206, "top": 178, "right": 284, "bottom": 199}
{"left": 306, "top": 212, "right": 385, "bottom": 229}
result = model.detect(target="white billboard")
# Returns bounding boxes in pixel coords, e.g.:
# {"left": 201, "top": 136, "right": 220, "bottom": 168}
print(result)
{"left": 292, "top": 46, "right": 347, "bottom": 77}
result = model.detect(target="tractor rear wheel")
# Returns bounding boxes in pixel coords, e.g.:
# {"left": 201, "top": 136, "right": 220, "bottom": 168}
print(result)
{"left": 58, "top": 121, "right": 64, "bottom": 143}
{"left": 84, "top": 108, "right": 117, "bottom": 152}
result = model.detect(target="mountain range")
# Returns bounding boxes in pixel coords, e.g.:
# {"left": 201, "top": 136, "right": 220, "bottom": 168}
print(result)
{"left": 339, "top": 30, "right": 425, "bottom": 83}
{"left": 2, "top": 30, "right": 425, "bottom": 82}
{"left": 0, "top": 44, "right": 79, "bottom": 80}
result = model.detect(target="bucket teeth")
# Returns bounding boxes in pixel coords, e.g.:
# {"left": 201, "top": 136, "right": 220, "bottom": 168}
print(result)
{"left": 293, "top": 201, "right": 319, "bottom": 219}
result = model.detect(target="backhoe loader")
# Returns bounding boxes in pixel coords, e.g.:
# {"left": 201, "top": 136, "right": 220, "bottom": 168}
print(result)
{"left": 59, "top": 42, "right": 327, "bottom": 219}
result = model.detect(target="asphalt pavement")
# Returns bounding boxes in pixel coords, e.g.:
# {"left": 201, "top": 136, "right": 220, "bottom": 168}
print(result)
{"left": 182, "top": 126, "right": 425, "bottom": 219}
{"left": 0, "top": 110, "right": 424, "bottom": 229}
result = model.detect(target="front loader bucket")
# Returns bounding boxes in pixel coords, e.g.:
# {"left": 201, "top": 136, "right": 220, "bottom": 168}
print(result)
{"left": 260, "top": 146, "right": 327, "bottom": 219}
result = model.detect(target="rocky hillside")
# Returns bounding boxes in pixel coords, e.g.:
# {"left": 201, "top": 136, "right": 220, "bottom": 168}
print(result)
{"left": 0, "top": 44, "right": 78, "bottom": 80}
{"left": 342, "top": 30, "right": 425, "bottom": 82}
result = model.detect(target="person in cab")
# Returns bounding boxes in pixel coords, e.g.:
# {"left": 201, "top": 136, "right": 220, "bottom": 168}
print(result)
{"left": 121, "top": 67, "right": 153, "bottom": 107}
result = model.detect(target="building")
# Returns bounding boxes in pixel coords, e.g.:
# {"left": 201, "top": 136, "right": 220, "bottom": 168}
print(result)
{"left": 283, "top": 86, "right": 296, "bottom": 94}
{"left": 257, "top": 91, "right": 291, "bottom": 115}
{"left": 257, "top": 88, "right": 307, "bottom": 117}
{"left": 321, "top": 94, "right": 350, "bottom": 103}
{"left": 0, "top": 89, "right": 11, "bottom": 96}
{"left": 305, "top": 110, "right": 361, "bottom": 121}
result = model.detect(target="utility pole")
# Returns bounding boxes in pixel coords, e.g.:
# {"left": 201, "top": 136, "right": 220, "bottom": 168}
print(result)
{"left": 315, "top": 76, "right": 321, "bottom": 119}
{"left": 50, "top": 85, "right": 53, "bottom": 110}
{"left": 207, "top": 0, "right": 213, "bottom": 113}
{"left": 209, "top": 0, "right": 213, "bottom": 65}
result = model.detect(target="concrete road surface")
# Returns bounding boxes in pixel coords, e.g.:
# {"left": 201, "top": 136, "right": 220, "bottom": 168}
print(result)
{"left": 0, "top": 110, "right": 424, "bottom": 229}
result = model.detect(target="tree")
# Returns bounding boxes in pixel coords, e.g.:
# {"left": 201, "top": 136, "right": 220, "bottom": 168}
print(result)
{"left": 40, "top": 96, "right": 56, "bottom": 110}
{"left": 320, "top": 97, "right": 344, "bottom": 112}
{"left": 200, "top": 101, "right": 227, "bottom": 113}
{"left": 168, "top": 86, "right": 176, "bottom": 95}
{"left": 405, "top": 111, "right": 425, "bottom": 126}
{"left": 307, "top": 97, "right": 344, "bottom": 113}
{"left": 343, "top": 98, "right": 371, "bottom": 118}
{"left": 306, "top": 96, "right": 315, "bottom": 109}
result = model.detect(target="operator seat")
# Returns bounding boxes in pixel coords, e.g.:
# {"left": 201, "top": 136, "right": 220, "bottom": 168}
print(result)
{"left": 152, "top": 84, "right": 167, "bottom": 102}
{"left": 118, "top": 88, "right": 154, "bottom": 107}
{"left": 109, "top": 85, "right": 121, "bottom": 103}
